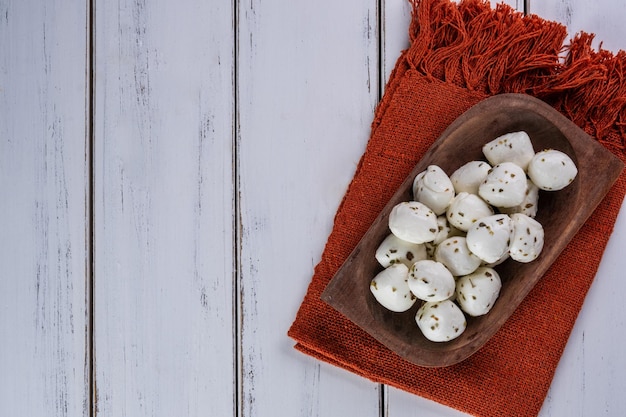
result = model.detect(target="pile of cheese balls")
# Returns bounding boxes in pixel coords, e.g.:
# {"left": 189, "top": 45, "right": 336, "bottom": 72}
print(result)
{"left": 369, "top": 131, "right": 577, "bottom": 342}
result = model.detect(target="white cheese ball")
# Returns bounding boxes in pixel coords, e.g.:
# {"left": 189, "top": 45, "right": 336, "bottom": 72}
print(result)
{"left": 500, "top": 179, "right": 539, "bottom": 218}
{"left": 450, "top": 160, "right": 492, "bottom": 195}
{"left": 375, "top": 233, "right": 428, "bottom": 268}
{"left": 389, "top": 201, "right": 438, "bottom": 244}
{"left": 509, "top": 213, "right": 545, "bottom": 262}
{"left": 466, "top": 214, "right": 514, "bottom": 264}
{"left": 482, "top": 131, "right": 535, "bottom": 170}
{"left": 455, "top": 267, "right": 502, "bottom": 316}
{"left": 412, "top": 165, "right": 455, "bottom": 215}
{"left": 416, "top": 300, "right": 467, "bottom": 342}
{"left": 434, "top": 236, "right": 482, "bottom": 276}
{"left": 446, "top": 192, "right": 494, "bottom": 232}
{"left": 478, "top": 162, "right": 528, "bottom": 208}
{"left": 527, "top": 149, "right": 578, "bottom": 191}
{"left": 408, "top": 260, "right": 455, "bottom": 302}
{"left": 370, "top": 263, "right": 416, "bottom": 312}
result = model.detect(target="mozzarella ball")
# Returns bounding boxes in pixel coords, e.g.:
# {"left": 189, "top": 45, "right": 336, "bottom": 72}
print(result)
{"left": 375, "top": 233, "right": 428, "bottom": 268}
{"left": 466, "top": 214, "right": 514, "bottom": 264}
{"left": 370, "top": 263, "right": 416, "bottom": 312}
{"left": 500, "top": 179, "right": 539, "bottom": 218}
{"left": 482, "top": 131, "right": 535, "bottom": 170}
{"left": 509, "top": 213, "right": 544, "bottom": 262}
{"left": 412, "top": 165, "right": 455, "bottom": 215}
{"left": 527, "top": 149, "right": 578, "bottom": 191}
{"left": 450, "top": 160, "right": 492, "bottom": 195}
{"left": 478, "top": 162, "right": 527, "bottom": 208}
{"left": 455, "top": 267, "right": 502, "bottom": 316}
{"left": 446, "top": 192, "right": 494, "bottom": 232}
{"left": 408, "top": 260, "right": 455, "bottom": 302}
{"left": 416, "top": 300, "right": 467, "bottom": 342}
{"left": 389, "top": 201, "right": 438, "bottom": 244}
{"left": 434, "top": 236, "right": 482, "bottom": 276}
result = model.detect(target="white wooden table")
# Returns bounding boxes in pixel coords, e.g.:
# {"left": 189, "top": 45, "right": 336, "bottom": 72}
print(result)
{"left": 1, "top": 0, "right": 625, "bottom": 416}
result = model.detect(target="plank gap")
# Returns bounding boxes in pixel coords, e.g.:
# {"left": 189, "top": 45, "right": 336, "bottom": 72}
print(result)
{"left": 377, "top": 0, "right": 384, "bottom": 106}
{"left": 378, "top": 0, "right": 388, "bottom": 414}
{"left": 87, "top": 0, "right": 96, "bottom": 415}
{"left": 233, "top": 0, "right": 243, "bottom": 416}
{"left": 379, "top": 384, "right": 388, "bottom": 417}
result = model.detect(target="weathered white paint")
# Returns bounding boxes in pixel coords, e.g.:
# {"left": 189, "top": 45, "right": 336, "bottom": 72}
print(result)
{"left": 541, "top": 206, "right": 626, "bottom": 417}
{"left": 381, "top": 0, "right": 521, "bottom": 85}
{"left": 533, "top": 0, "right": 626, "bottom": 53}
{"left": 93, "top": 0, "right": 235, "bottom": 415}
{"left": 2, "top": 0, "right": 625, "bottom": 416}
{"left": 236, "top": 0, "right": 382, "bottom": 416}
{"left": 531, "top": 2, "right": 626, "bottom": 415}
{"left": 382, "top": 0, "right": 412, "bottom": 86}
{"left": 0, "top": 1, "right": 90, "bottom": 416}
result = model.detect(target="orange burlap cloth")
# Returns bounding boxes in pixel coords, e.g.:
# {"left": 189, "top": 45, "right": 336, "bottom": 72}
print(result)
{"left": 288, "top": 0, "right": 626, "bottom": 416}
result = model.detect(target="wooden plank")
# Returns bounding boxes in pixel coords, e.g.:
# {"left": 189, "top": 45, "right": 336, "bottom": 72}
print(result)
{"left": 236, "top": 0, "right": 382, "bottom": 415}
{"left": 0, "top": 1, "right": 90, "bottom": 416}
{"left": 532, "top": 0, "right": 626, "bottom": 52}
{"left": 382, "top": 1, "right": 521, "bottom": 415}
{"left": 381, "top": 0, "right": 412, "bottom": 85}
{"left": 92, "top": 0, "right": 235, "bottom": 415}
{"left": 540, "top": 210, "right": 626, "bottom": 416}
{"left": 530, "top": 2, "right": 626, "bottom": 415}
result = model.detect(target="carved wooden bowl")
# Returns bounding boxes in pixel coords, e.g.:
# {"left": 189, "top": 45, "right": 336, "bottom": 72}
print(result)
{"left": 321, "top": 94, "right": 624, "bottom": 367}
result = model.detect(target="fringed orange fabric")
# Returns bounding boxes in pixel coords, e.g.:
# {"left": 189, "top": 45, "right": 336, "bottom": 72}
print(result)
{"left": 403, "top": 0, "right": 568, "bottom": 93}
{"left": 548, "top": 36, "right": 626, "bottom": 153}
{"left": 289, "top": 1, "right": 626, "bottom": 416}
{"left": 399, "top": 0, "right": 626, "bottom": 152}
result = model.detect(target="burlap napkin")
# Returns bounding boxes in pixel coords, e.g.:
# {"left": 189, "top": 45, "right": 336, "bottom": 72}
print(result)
{"left": 288, "top": 1, "right": 626, "bottom": 416}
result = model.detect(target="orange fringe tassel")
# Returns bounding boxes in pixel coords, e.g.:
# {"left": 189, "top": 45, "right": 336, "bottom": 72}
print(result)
{"left": 387, "top": 0, "right": 626, "bottom": 157}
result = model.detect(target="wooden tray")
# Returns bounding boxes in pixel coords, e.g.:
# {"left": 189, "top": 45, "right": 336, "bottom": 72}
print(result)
{"left": 321, "top": 93, "right": 624, "bottom": 367}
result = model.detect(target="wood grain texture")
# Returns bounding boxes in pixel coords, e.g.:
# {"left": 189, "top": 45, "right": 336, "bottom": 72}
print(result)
{"left": 93, "top": 0, "right": 235, "bottom": 415}
{"left": 530, "top": 2, "right": 626, "bottom": 416}
{"left": 541, "top": 210, "right": 626, "bottom": 417}
{"left": 532, "top": 0, "right": 626, "bottom": 52}
{"left": 236, "top": 0, "right": 382, "bottom": 415}
{"left": 0, "top": 1, "right": 90, "bottom": 416}
{"left": 2, "top": 0, "right": 625, "bottom": 416}
{"left": 381, "top": 0, "right": 412, "bottom": 91}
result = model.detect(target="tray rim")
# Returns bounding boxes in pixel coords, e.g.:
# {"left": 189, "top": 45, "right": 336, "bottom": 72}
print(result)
{"left": 320, "top": 93, "right": 625, "bottom": 367}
